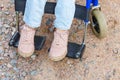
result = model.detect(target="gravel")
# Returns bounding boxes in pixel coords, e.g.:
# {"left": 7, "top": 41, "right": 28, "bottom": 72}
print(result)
{"left": 9, "top": 51, "right": 17, "bottom": 59}
{"left": 22, "top": 72, "right": 27, "bottom": 77}
{"left": 4, "top": 11, "right": 10, "bottom": 15}
{"left": 30, "top": 70, "right": 38, "bottom": 76}
{"left": 10, "top": 59, "right": 17, "bottom": 66}
{"left": 0, "top": 46, "right": 4, "bottom": 54}
{"left": 13, "top": 67, "right": 19, "bottom": 73}
{"left": 0, "top": 0, "right": 120, "bottom": 80}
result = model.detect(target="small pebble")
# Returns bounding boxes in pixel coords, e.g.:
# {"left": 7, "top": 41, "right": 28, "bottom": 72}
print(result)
{"left": 3, "top": 24, "right": 10, "bottom": 28}
{"left": 10, "top": 59, "right": 17, "bottom": 66}
{"left": 67, "top": 60, "right": 71, "bottom": 65}
{"left": 4, "top": 53, "right": 9, "bottom": 57}
{"left": 1, "top": 77, "right": 10, "bottom": 80}
{"left": 105, "top": 72, "right": 111, "bottom": 80}
{"left": 4, "top": 11, "right": 10, "bottom": 15}
{"left": 0, "top": 65, "right": 3, "bottom": 69}
{"left": 22, "top": 72, "right": 27, "bottom": 77}
{"left": 113, "top": 48, "right": 119, "bottom": 54}
{"left": 7, "top": 63, "right": 12, "bottom": 68}
{"left": 30, "top": 70, "right": 38, "bottom": 76}
{"left": 31, "top": 55, "right": 36, "bottom": 60}
{"left": 10, "top": 0, "right": 14, "bottom": 3}
{"left": 13, "top": 67, "right": 19, "bottom": 73}
{"left": 20, "top": 77, "right": 25, "bottom": 80}
{"left": 9, "top": 51, "right": 17, "bottom": 59}
{"left": 0, "top": 46, "right": 4, "bottom": 54}
{"left": 1, "top": 72, "right": 5, "bottom": 76}
{"left": 0, "top": 21, "right": 2, "bottom": 27}
{"left": 0, "top": 57, "right": 4, "bottom": 60}
{"left": 1, "top": 27, "right": 6, "bottom": 33}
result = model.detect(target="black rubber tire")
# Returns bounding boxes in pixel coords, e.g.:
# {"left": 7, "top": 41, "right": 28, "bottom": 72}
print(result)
{"left": 90, "top": 9, "right": 107, "bottom": 39}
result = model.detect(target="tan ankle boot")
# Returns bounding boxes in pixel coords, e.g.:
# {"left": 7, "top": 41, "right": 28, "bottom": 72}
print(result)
{"left": 18, "top": 24, "right": 35, "bottom": 58}
{"left": 49, "top": 28, "right": 69, "bottom": 61}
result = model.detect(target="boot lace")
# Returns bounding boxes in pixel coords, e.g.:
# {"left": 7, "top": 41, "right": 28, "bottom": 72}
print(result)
{"left": 54, "top": 31, "right": 68, "bottom": 47}
{"left": 21, "top": 26, "right": 34, "bottom": 44}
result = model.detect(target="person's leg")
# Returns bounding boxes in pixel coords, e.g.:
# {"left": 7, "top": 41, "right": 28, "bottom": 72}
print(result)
{"left": 23, "top": 0, "right": 47, "bottom": 28}
{"left": 18, "top": 0, "right": 47, "bottom": 57}
{"left": 49, "top": 0, "right": 75, "bottom": 61}
{"left": 54, "top": 0, "right": 75, "bottom": 30}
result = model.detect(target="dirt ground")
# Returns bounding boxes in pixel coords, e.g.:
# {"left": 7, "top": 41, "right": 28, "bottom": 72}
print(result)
{"left": 0, "top": 0, "right": 120, "bottom": 80}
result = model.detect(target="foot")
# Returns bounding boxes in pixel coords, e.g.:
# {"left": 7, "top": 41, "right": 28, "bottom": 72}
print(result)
{"left": 49, "top": 28, "right": 69, "bottom": 61}
{"left": 18, "top": 24, "right": 35, "bottom": 58}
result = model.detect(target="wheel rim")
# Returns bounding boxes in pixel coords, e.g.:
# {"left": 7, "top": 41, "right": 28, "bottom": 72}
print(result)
{"left": 92, "top": 16, "right": 100, "bottom": 33}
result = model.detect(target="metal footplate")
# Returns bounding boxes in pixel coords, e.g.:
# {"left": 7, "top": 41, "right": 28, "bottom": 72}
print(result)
{"left": 67, "top": 42, "right": 86, "bottom": 59}
{"left": 9, "top": 31, "right": 46, "bottom": 50}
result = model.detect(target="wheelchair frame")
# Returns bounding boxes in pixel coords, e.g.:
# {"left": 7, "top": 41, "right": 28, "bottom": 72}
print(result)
{"left": 9, "top": 0, "right": 105, "bottom": 59}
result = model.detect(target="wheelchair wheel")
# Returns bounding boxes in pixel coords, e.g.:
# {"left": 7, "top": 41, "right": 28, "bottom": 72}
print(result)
{"left": 90, "top": 9, "right": 107, "bottom": 39}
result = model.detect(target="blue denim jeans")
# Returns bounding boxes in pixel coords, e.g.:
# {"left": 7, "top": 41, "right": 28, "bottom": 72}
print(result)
{"left": 23, "top": 0, "right": 75, "bottom": 30}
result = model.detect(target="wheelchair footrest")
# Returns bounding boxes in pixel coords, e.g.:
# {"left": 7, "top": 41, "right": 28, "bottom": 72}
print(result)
{"left": 9, "top": 31, "right": 46, "bottom": 50}
{"left": 67, "top": 42, "right": 86, "bottom": 59}
{"left": 34, "top": 36, "right": 46, "bottom": 50}
{"left": 48, "top": 42, "right": 85, "bottom": 59}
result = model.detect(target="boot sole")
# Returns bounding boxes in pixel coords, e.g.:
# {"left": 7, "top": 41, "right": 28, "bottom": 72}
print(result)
{"left": 18, "top": 48, "right": 34, "bottom": 58}
{"left": 49, "top": 51, "right": 67, "bottom": 61}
